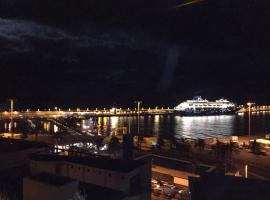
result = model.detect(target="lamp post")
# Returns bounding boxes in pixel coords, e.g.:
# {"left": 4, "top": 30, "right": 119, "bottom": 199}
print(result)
{"left": 135, "top": 101, "right": 142, "bottom": 149}
{"left": 8, "top": 99, "right": 14, "bottom": 135}
{"left": 244, "top": 164, "right": 248, "bottom": 178}
{"left": 247, "top": 102, "right": 254, "bottom": 137}
{"left": 128, "top": 109, "right": 131, "bottom": 134}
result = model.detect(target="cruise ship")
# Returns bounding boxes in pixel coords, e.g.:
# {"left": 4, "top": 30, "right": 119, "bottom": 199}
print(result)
{"left": 174, "top": 96, "right": 236, "bottom": 116}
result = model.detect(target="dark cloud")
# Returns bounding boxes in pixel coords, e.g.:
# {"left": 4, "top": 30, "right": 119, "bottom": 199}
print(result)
{"left": 1, "top": 0, "right": 270, "bottom": 108}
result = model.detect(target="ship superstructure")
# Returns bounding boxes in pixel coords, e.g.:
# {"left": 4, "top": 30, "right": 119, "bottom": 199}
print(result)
{"left": 174, "top": 96, "right": 236, "bottom": 115}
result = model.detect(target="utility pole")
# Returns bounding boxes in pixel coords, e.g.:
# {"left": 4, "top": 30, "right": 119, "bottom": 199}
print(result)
{"left": 247, "top": 102, "right": 254, "bottom": 137}
{"left": 248, "top": 105, "right": 251, "bottom": 137}
{"left": 128, "top": 108, "right": 131, "bottom": 134}
{"left": 135, "top": 100, "right": 142, "bottom": 149}
{"left": 10, "top": 99, "right": 14, "bottom": 113}
{"left": 9, "top": 99, "right": 14, "bottom": 135}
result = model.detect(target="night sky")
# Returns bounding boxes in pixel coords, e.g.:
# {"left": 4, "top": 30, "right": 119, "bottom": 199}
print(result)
{"left": 0, "top": 0, "right": 270, "bottom": 109}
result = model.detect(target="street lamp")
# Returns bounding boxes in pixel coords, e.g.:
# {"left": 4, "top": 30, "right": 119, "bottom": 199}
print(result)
{"left": 135, "top": 100, "right": 142, "bottom": 149}
{"left": 247, "top": 102, "right": 254, "bottom": 137}
{"left": 8, "top": 99, "right": 14, "bottom": 135}
{"left": 128, "top": 110, "right": 131, "bottom": 134}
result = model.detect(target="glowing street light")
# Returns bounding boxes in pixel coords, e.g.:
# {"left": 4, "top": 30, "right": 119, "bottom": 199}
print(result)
{"left": 244, "top": 164, "right": 248, "bottom": 178}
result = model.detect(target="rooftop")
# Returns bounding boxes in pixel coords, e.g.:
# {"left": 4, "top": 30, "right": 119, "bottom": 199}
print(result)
{"left": 189, "top": 174, "right": 270, "bottom": 200}
{"left": 0, "top": 138, "right": 47, "bottom": 152}
{"left": 29, "top": 154, "right": 147, "bottom": 172}
{"left": 79, "top": 182, "right": 126, "bottom": 200}
{"left": 27, "top": 173, "right": 74, "bottom": 186}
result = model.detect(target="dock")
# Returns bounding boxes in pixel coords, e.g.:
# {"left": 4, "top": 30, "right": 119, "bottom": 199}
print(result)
{"left": 0, "top": 108, "right": 175, "bottom": 119}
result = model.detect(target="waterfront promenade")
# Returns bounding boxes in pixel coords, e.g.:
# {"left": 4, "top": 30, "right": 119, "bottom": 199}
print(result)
{"left": 149, "top": 134, "right": 270, "bottom": 180}
{"left": 24, "top": 129, "right": 270, "bottom": 181}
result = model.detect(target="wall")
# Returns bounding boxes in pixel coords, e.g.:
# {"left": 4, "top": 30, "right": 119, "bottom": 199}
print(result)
{"left": 23, "top": 177, "right": 78, "bottom": 200}
{"left": 30, "top": 160, "right": 137, "bottom": 193}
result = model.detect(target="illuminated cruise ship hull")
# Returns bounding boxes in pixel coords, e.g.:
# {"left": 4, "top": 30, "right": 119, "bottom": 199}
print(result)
{"left": 174, "top": 96, "right": 237, "bottom": 116}
{"left": 174, "top": 108, "right": 236, "bottom": 116}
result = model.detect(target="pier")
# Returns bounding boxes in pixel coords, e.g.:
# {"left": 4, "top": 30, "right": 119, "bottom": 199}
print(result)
{"left": 237, "top": 105, "right": 270, "bottom": 114}
{"left": 0, "top": 107, "right": 175, "bottom": 119}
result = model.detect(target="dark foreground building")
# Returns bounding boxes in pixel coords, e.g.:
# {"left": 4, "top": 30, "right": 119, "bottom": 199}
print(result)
{"left": 28, "top": 153, "right": 152, "bottom": 199}
{"left": 189, "top": 174, "right": 270, "bottom": 200}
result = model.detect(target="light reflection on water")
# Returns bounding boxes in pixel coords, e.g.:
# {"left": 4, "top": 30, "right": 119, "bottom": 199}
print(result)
{"left": 174, "top": 116, "right": 235, "bottom": 139}
{"left": 1, "top": 113, "right": 270, "bottom": 140}
{"left": 82, "top": 114, "right": 270, "bottom": 139}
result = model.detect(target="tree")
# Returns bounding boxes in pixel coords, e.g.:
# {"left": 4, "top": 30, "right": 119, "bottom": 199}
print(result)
{"left": 108, "top": 136, "right": 121, "bottom": 153}
{"left": 228, "top": 140, "right": 239, "bottom": 155}
{"left": 195, "top": 138, "right": 205, "bottom": 151}
{"left": 250, "top": 139, "right": 263, "bottom": 154}
{"left": 176, "top": 139, "right": 191, "bottom": 154}
{"left": 156, "top": 137, "right": 164, "bottom": 150}
{"left": 108, "top": 136, "right": 121, "bottom": 158}
{"left": 95, "top": 137, "right": 104, "bottom": 153}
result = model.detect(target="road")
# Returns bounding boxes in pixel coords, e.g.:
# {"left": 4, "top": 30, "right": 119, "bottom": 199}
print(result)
{"left": 232, "top": 149, "right": 270, "bottom": 180}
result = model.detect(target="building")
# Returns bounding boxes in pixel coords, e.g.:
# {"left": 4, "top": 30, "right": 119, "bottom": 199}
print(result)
{"left": 151, "top": 155, "right": 215, "bottom": 187}
{"left": 29, "top": 154, "right": 151, "bottom": 195}
{"left": 0, "top": 138, "right": 47, "bottom": 170}
{"left": 189, "top": 173, "right": 270, "bottom": 200}
{"left": 23, "top": 173, "right": 78, "bottom": 200}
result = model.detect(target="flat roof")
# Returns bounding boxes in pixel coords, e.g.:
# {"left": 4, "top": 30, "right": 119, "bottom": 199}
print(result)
{"left": 79, "top": 182, "right": 126, "bottom": 200}
{"left": 0, "top": 138, "right": 47, "bottom": 152}
{"left": 152, "top": 155, "right": 213, "bottom": 174}
{"left": 30, "top": 154, "right": 148, "bottom": 173}
{"left": 189, "top": 174, "right": 270, "bottom": 200}
{"left": 28, "top": 173, "right": 74, "bottom": 186}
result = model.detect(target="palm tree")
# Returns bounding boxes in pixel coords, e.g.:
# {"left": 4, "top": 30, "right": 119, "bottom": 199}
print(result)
{"left": 195, "top": 138, "right": 205, "bottom": 151}
{"left": 156, "top": 137, "right": 164, "bottom": 150}
{"left": 108, "top": 136, "right": 120, "bottom": 151}
{"left": 228, "top": 140, "right": 239, "bottom": 155}
{"left": 250, "top": 139, "right": 263, "bottom": 154}
{"left": 212, "top": 140, "right": 226, "bottom": 161}
{"left": 177, "top": 138, "right": 192, "bottom": 155}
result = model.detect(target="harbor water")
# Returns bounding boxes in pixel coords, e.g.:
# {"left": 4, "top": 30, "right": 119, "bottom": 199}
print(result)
{"left": 1, "top": 112, "right": 270, "bottom": 140}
